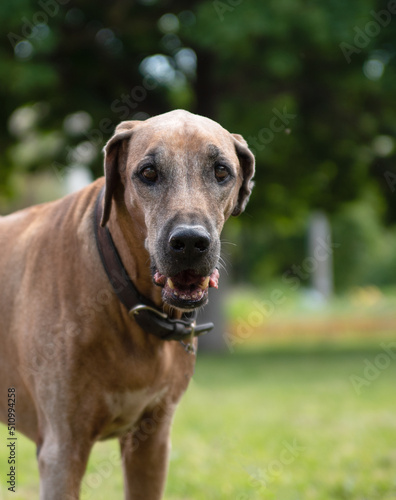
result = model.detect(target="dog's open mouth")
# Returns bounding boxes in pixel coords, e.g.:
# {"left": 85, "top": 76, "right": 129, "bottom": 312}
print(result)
{"left": 153, "top": 269, "right": 219, "bottom": 309}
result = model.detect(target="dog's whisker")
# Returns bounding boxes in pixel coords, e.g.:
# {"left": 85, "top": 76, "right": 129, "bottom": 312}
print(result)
{"left": 217, "top": 257, "right": 229, "bottom": 275}
{"left": 220, "top": 240, "right": 237, "bottom": 247}
{"left": 219, "top": 254, "right": 231, "bottom": 266}
{"left": 218, "top": 263, "right": 228, "bottom": 274}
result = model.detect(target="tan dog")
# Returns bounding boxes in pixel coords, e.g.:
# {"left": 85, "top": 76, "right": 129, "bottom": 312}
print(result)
{"left": 0, "top": 110, "right": 254, "bottom": 499}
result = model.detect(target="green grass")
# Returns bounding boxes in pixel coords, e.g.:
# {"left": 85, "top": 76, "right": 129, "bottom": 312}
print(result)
{"left": 1, "top": 341, "right": 396, "bottom": 499}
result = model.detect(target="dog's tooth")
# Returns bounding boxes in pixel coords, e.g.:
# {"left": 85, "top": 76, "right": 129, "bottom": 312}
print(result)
{"left": 173, "top": 291, "right": 178, "bottom": 297}
{"left": 192, "top": 293, "right": 197, "bottom": 300}
{"left": 167, "top": 278, "right": 175, "bottom": 289}
{"left": 199, "top": 277, "right": 210, "bottom": 290}
{"left": 180, "top": 294, "right": 187, "bottom": 300}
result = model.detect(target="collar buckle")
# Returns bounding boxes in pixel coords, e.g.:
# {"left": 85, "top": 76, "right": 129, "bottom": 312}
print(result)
{"left": 129, "top": 304, "right": 168, "bottom": 320}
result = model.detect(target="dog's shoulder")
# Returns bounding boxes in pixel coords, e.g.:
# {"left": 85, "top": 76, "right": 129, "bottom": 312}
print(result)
{"left": 0, "top": 178, "right": 104, "bottom": 241}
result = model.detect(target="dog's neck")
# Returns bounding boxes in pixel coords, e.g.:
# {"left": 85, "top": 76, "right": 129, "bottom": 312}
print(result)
{"left": 106, "top": 192, "right": 163, "bottom": 310}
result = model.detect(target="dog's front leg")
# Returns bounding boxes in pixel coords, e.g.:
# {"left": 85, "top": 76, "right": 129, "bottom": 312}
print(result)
{"left": 119, "top": 407, "right": 175, "bottom": 500}
{"left": 38, "top": 433, "right": 94, "bottom": 500}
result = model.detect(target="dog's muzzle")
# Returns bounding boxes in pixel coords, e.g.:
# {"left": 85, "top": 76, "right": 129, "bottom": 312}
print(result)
{"left": 153, "top": 224, "right": 220, "bottom": 310}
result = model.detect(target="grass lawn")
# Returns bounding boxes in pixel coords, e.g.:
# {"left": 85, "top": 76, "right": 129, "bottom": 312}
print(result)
{"left": 1, "top": 340, "right": 396, "bottom": 499}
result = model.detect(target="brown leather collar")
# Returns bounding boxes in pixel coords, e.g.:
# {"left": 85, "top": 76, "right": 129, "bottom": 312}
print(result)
{"left": 93, "top": 187, "right": 214, "bottom": 348}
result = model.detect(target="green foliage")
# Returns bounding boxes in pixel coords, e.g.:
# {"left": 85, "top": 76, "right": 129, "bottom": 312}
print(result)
{"left": 184, "top": 0, "right": 396, "bottom": 223}
{"left": 333, "top": 189, "right": 396, "bottom": 289}
{"left": 1, "top": 0, "right": 396, "bottom": 287}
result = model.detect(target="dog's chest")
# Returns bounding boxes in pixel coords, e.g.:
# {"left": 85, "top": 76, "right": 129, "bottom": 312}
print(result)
{"left": 99, "top": 386, "right": 168, "bottom": 440}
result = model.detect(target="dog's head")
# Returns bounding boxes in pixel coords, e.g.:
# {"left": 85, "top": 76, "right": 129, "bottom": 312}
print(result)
{"left": 101, "top": 110, "right": 255, "bottom": 311}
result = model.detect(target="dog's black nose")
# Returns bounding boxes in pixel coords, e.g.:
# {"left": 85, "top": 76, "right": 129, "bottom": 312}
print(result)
{"left": 169, "top": 225, "right": 211, "bottom": 256}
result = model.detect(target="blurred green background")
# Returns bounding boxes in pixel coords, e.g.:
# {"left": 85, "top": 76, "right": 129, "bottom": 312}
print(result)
{"left": 1, "top": 0, "right": 396, "bottom": 297}
{"left": 1, "top": 0, "right": 396, "bottom": 498}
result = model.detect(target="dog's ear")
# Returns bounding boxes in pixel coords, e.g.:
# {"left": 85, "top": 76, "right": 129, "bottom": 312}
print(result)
{"left": 101, "top": 121, "right": 139, "bottom": 227}
{"left": 231, "top": 134, "right": 256, "bottom": 216}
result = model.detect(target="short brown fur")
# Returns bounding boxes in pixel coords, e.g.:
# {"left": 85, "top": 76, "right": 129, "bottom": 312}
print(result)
{"left": 0, "top": 110, "right": 254, "bottom": 499}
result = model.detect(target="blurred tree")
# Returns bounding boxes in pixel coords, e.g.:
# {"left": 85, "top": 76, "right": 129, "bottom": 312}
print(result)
{"left": 182, "top": 0, "right": 396, "bottom": 220}
{"left": 1, "top": 0, "right": 395, "bottom": 288}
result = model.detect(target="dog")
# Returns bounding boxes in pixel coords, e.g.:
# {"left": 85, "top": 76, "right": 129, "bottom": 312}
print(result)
{"left": 0, "top": 109, "right": 255, "bottom": 499}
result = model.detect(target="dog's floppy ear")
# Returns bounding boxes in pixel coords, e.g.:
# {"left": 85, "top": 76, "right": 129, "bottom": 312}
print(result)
{"left": 231, "top": 134, "right": 255, "bottom": 216}
{"left": 101, "top": 121, "right": 139, "bottom": 227}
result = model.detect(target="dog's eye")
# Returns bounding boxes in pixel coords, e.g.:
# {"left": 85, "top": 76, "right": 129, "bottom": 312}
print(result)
{"left": 140, "top": 166, "right": 158, "bottom": 183}
{"left": 214, "top": 165, "right": 230, "bottom": 183}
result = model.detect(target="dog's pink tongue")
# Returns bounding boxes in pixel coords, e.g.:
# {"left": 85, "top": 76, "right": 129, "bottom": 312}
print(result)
{"left": 209, "top": 269, "right": 220, "bottom": 289}
{"left": 154, "top": 272, "right": 167, "bottom": 286}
